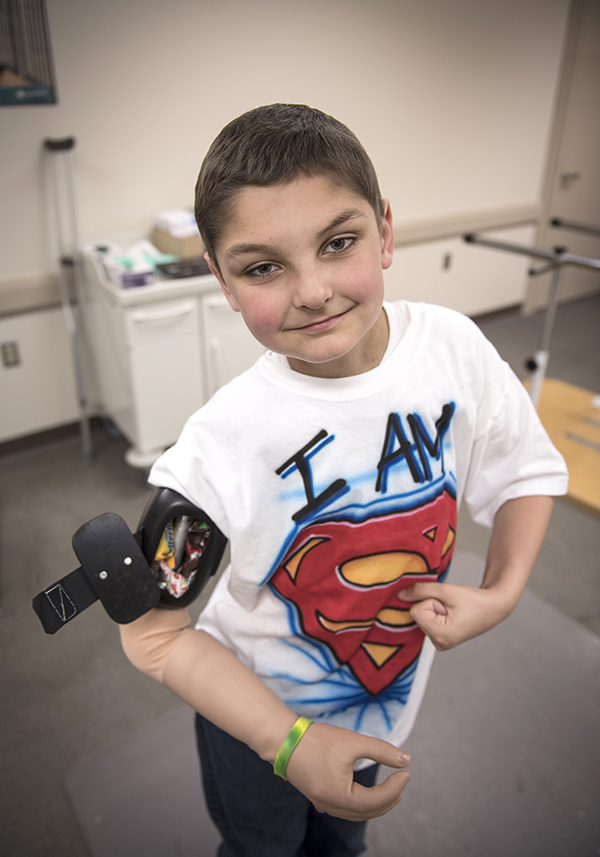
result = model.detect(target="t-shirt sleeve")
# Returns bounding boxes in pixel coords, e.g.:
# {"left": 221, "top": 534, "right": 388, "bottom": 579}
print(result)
{"left": 147, "top": 407, "right": 231, "bottom": 539}
{"left": 461, "top": 324, "right": 568, "bottom": 528}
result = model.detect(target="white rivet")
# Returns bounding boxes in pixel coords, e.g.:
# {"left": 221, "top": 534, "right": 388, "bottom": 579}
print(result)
{"left": 99, "top": 571, "right": 108, "bottom": 580}
{"left": 124, "top": 556, "right": 132, "bottom": 565}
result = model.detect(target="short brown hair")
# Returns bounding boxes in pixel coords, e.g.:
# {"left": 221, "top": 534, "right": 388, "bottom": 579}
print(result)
{"left": 195, "top": 104, "right": 384, "bottom": 263}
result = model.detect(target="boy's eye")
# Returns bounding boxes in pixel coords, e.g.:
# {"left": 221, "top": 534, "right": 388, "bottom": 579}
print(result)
{"left": 325, "top": 236, "right": 356, "bottom": 254}
{"left": 246, "top": 262, "right": 279, "bottom": 278}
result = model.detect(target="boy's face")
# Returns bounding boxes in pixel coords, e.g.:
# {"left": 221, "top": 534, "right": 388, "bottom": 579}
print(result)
{"left": 206, "top": 175, "right": 394, "bottom": 379}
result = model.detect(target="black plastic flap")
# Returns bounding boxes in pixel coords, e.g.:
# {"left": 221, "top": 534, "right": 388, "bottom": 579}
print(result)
{"left": 72, "top": 513, "right": 159, "bottom": 623}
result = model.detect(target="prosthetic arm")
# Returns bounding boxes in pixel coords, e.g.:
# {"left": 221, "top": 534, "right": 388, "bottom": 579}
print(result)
{"left": 31, "top": 489, "right": 411, "bottom": 819}
{"left": 32, "top": 488, "right": 227, "bottom": 634}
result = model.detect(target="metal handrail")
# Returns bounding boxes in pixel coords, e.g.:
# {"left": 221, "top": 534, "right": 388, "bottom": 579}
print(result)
{"left": 549, "top": 217, "right": 600, "bottom": 239}
{"left": 463, "top": 234, "right": 600, "bottom": 271}
{"left": 463, "top": 233, "right": 600, "bottom": 408}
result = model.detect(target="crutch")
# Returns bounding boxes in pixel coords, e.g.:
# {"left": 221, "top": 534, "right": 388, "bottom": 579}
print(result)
{"left": 44, "top": 136, "right": 92, "bottom": 462}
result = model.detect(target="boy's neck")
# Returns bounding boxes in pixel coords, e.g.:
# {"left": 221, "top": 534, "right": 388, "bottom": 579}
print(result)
{"left": 287, "top": 308, "right": 390, "bottom": 379}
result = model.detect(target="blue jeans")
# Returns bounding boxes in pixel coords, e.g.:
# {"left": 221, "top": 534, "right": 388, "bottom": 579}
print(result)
{"left": 195, "top": 713, "right": 378, "bottom": 857}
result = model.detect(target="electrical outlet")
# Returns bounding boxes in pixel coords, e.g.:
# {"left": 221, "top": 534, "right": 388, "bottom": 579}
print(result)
{"left": 1, "top": 341, "right": 21, "bottom": 368}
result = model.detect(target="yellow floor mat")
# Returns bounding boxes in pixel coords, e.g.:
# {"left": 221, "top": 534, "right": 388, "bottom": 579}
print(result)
{"left": 534, "top": 378, "right": 600, "bottom": 516}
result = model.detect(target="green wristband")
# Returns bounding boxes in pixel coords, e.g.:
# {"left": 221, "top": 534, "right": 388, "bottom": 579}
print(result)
{"left": 273, "top": 716, "right": 313, "bottom": 780}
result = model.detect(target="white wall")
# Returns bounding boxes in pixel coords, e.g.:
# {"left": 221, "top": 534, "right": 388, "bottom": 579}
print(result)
{"left": 0, "top": 0, "right": 573, "bottom": 443}
{"left": 0, "top": 0, "right": 569, "bottom": 284}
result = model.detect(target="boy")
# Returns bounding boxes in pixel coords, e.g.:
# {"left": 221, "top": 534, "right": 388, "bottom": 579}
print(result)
{"left": 121, "top": 104, "right": 567, "bottom": 856}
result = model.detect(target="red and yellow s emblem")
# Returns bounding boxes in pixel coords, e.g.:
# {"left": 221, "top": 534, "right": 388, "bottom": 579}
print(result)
{"left": 270, "top": 490, "right": 456, "bottom": 694}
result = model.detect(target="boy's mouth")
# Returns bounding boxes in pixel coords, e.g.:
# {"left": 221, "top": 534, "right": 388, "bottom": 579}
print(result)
{"left": 294, "top": 309, "right": 350, "bottom": 332}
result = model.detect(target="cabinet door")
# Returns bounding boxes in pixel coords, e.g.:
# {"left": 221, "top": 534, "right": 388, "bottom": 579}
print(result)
{"left": 384, "top": 226, "right": 534, "bottom": 317}
{"left": 201, "top": 294, "right": 265, "bottom": 398}
{"left": 126, "top": 299, "right": 204, "bottom": 454}
{"left": 0, "top": 307, "right": 80, "bottom": 442}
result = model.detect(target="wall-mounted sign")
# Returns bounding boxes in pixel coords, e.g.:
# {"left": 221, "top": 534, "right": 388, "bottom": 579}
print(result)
{"left": 0, "top": 0, "right": 57, "bottom": 105}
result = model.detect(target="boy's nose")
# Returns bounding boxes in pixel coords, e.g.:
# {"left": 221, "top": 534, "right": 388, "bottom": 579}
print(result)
{"left": 292, "top": 270, "right": 333, "bottom": 310}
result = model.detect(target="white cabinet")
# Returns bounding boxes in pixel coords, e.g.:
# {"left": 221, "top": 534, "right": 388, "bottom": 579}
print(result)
{"left": 383, "top": 226, "right": 535, "bottom": 317}
{"left": 0, "top": 307, "right": 81, "bottom": 443}
{"left": 201, "top": 293, "right": 265, "bottom": 400}
{"left": 82, "top": 251, "right": 263, "bottom": 467}
{"left": 125, "top": 298, "right": 203, "bottom": 461}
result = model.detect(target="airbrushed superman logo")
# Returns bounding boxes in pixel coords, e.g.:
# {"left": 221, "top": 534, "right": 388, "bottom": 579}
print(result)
{"left": 270, "top": 489, "right": 456, "bottom": 695}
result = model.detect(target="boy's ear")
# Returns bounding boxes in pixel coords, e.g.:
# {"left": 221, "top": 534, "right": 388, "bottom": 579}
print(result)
{"left": 204, "top": 252, "right": 241, "bottom": 312}
{"left": 380, "top": 199, "right": 394, "bottom": 270}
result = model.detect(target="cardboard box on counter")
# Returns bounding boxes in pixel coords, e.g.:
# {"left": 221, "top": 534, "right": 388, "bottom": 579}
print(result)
{"left": 151, "top": 228, "right": 205, "bottom": 259}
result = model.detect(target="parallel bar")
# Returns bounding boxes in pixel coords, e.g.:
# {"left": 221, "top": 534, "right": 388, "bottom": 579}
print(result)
{"left": 550, "top": 217, "right": 600, "bottom": 238}
{"left": 462, "top": 233, "right": 600, "bottom": 411}
{"left": 463, "top": 234, "right": 600, "bottom": 271}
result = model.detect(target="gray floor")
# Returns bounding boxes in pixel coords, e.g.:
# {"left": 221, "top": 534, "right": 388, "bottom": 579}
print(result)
{"left": 63, "top": 553, "right": 600, "bottom": 857}
{"left": 1, "top": 294, "right": 599, "bottom": 857}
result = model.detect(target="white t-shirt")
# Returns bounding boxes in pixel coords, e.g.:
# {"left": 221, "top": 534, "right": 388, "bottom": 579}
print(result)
{"left": 149, "top": 301, "right": 568, "bottom": 750}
